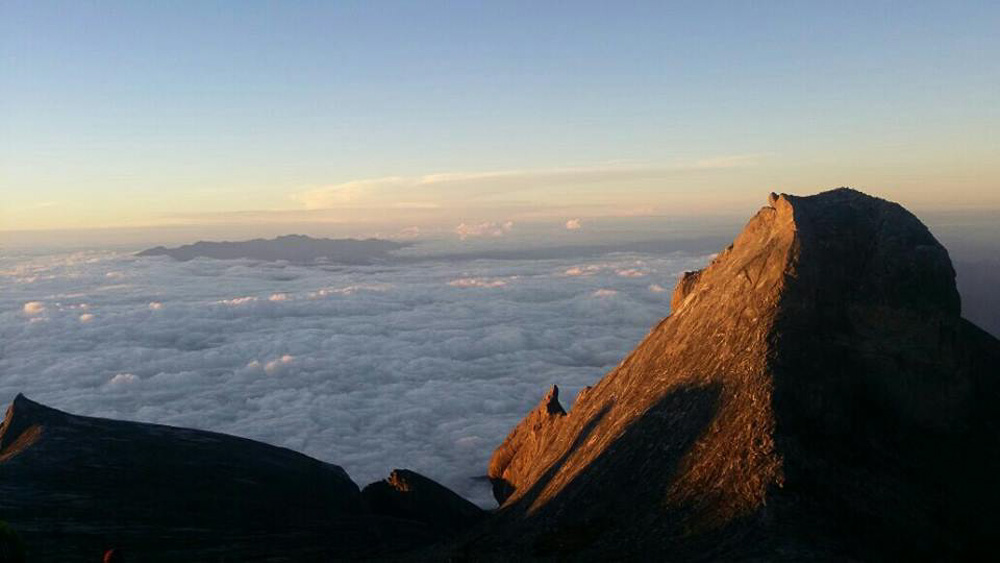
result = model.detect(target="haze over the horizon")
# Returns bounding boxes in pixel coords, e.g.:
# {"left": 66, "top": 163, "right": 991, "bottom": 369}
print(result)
{"left": 2, "top": 2, "right": 998, "bottom": 243}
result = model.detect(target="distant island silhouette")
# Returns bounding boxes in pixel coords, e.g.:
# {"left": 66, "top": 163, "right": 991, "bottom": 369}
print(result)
{"left": 137, "top": 234, "right": 409, "bottom": 264}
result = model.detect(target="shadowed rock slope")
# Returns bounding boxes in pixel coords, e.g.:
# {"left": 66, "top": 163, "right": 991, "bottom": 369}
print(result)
{"left": 473, "top": 188, "right": 1000, "bottom": 561}
{"left": 362, "top": 469, "right": 485, "bottom": 539}
{"left": 0, "top": 395, "right": 474, "bottom": 561}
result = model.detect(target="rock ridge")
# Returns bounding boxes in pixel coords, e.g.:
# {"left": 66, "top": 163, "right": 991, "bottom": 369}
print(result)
{"left": 0, "top": 394, "right": 472, "bottom": 560}
{"left": 467, "top": 188, "right": 1000, "bottom": 561}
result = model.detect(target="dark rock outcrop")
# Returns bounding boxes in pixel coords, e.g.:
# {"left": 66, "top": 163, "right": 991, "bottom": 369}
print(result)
{"left": 0, "top": 395, "right": 399, "bottom": 561}
{"left": 137, "top": 234, "right": 408, "bottom": 264}
{"left": 465, "top": 188, "right": 1000, "bottom": 561}
{"left": 670, "top": 269, "right": 702, "bottom": 313}
{"left": 362, "top": 469, "right": 485, "bottom": 540}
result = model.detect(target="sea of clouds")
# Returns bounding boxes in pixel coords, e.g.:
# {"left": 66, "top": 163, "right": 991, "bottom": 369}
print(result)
{"left": 0, "top": 245, "right": 711, "bottom": 506}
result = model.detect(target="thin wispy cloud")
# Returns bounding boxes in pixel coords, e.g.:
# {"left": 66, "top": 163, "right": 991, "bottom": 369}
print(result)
{"left": 292, "top": 157, "right": 766, "bottom": 212}
{"left": 454, "top": 221, "right": 515, "bottom": 240}
{"left": 39, "top": 154, "right": 772, "bottom": 240}
{"left": 62, "top": 155, "right": 770, "bottom": 237}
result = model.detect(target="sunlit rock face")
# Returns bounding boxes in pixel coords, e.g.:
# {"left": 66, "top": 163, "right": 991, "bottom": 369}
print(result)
{"left": 488, "top": 384, "right": 568, "bottom": 505}
{"left": 475, "top": 189, "right": 1000, "bottom": 561}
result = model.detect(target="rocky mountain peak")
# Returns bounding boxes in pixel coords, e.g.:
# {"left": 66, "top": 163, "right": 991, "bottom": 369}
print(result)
{"left": 472, "top": 188, "right": 1000, "bottom": 561}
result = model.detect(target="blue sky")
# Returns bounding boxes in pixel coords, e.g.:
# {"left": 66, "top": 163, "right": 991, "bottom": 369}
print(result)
{"left": 2, "top": 1, "right": 997, "bottom": 235}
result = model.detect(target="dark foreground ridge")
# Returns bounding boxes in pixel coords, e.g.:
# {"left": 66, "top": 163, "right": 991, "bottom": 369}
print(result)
{"left": 137, "top": 234, "right": 408, "bottom": 264}
{"left": 0, "top": 395, "right": 481, "bottom": 561}
{"left": 5, "top": 188, "right": 998, "bottom": 561}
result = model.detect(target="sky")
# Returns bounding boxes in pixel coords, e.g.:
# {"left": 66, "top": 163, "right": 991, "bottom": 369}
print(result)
{"left": 2, "top": 1, "right": 998, "bottom": 240}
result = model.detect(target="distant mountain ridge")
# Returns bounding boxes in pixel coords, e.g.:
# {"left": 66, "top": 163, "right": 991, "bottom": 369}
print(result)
{"left": 137, "top": 234, "right": 409, "bottom": 264}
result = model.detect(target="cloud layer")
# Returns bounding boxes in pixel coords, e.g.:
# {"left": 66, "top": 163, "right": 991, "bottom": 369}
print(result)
{"left": 0, "top": 246, "right": 709, "bottom": 506}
